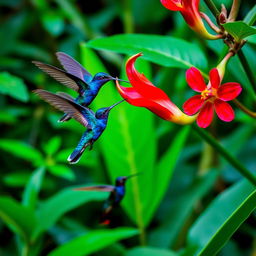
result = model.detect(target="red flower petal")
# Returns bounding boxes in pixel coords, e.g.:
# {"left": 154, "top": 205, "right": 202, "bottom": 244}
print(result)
{"left": 197, "top": 102, "right": 214, "bottom": 128}
{"left": 209, "top": 68, "right": 220, "bottom": 89}
{"left": 186, "top": 67, "right": 206, "bottom": 92}
{"left": 217, "top": 82, "right": 242, "bottom": 101}
{"left": 214, "top": 99, "right": 234, "bottom": 122}
{"left": 183, "top": 95, "right": 204, "bottom": 115}
{"left": 160, "top": 0, "right": 183, "bottom": 11}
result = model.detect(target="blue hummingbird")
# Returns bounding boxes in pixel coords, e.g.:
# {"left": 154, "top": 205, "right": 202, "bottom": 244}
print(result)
{"left": 74, "top": 173, "right": 140, "bottom": 225}
{"left": 32, "top": 52, "right": 128, "bottom": 122}
{"left": 33, "top": 89, "right": 124, "bottom": 164}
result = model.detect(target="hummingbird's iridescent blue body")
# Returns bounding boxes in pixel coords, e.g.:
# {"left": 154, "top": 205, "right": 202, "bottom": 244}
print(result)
{"left": 34, "top": 89, "right": 123, "bottom": 164}
{"left": 33, "top": 53, "right": 127, "bottom": 122}
{"left": 75, "top": 175, "right": 139, "bottom": 225}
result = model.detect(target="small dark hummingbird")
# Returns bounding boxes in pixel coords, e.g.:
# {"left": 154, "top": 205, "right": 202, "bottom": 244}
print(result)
{"left": 32, "top": 52, "right": 128, "bottom": 122}
{"left": 33, "top": 89, "right": 124, "bottom": 164}
{"left": 74, "top": 173, "right": 140, "bottom": 225}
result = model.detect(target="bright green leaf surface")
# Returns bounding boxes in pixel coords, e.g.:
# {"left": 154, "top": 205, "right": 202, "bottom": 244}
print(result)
{"left": 0, "top": 196, "right": 37, "bottom": 242}
{"left": 126, "top": 246, "right": 177, "bottom": 256}
{"left": 47, "top": 165, "right": 75, "bottom": 181}
{"left": 35, "top": 187, "right": 107, "bottom": 237}
{"left": 42, "top": 136, "right": 61, "bottom": 156}
{"left": 22, "top": 167, "right": 45, "bottom": 209}
{"left": 0, "top": 139, "right": 43, "bottom": 166}
{"left": 188, "top": 180, "right": 256, "bottom": 256}
{"left": 88, "top": 34, "right": 208, "bottom": 70}
{"left": 48, "top": 227, "right": 138, "bottom": 256}
{"left": 244, "top": 5, "right": 256, "bottom": 26}
{"left": 0, "top": 72, "right": 29, "bottom": 102}
{"left": 223, "top": 21, "right": 256, "bottom": 41}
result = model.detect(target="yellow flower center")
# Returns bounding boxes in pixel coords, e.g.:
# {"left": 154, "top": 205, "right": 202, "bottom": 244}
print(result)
{"left": 201, "top": 87, "right": 217, "bottom": 101}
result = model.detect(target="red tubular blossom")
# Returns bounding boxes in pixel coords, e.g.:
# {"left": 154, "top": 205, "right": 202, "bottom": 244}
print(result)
{"left": 116, "top": 53, "right": 196, "bottom": 125}
{"left": 183, "top": 67, "right": 242, "bottom": 128}
{"left": 160, "top": 0, "right": 218, "bottom": 39}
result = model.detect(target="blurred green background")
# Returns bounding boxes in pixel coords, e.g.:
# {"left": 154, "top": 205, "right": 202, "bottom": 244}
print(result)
{"left": 0, "top": 0, "right": 256, "bottom": 255}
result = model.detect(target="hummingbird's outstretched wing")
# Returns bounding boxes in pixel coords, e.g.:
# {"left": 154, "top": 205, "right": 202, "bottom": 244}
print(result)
{"left": 56, "top": 92, "right": 76, "bottom": 101}
{"left": 33, "top": 89, "right": 96, "bottom": 129}
{"left": 32, "top": 61, "right": 89, "bottom": 92}
{"left": 74, "top": 185, "right": 115, "bottom": 192}
{"left": 56, "top": 52, "right": 92, "bottom": 84}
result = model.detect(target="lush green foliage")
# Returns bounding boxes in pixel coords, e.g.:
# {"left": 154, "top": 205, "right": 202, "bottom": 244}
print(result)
{"left": 0, "top": 1, "right": 255, "bottom": 256}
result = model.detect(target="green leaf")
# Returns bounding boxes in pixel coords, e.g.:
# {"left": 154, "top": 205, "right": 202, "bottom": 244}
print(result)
{"left": 0, "top": 139, "right": 43, "bottom": 166}
{"left": 41, "top": 11, "right": 65, "bottom": 36}
{"left": 47, "top": 165, "right": 75, "bottom": 181}
{"left": 0, "top": 196, "right": 37, "bottom": 242}
{"left": 48, "top": 228, "right": 138, "bottom": 256}
{"left": 87, "top": 34, "right": 208, "bottom": 70}
{"left": 187, "top": 179, "right": 256, "bottom": 256}
{"left": 146, "top": 126, "right": 190, "bottom": 222}
{"left": 223, "top": 21, "right": 256, "bottom": 41}
{"left": 35, "top": 187, "right": 107, "bottom": 237}
{"left": 0, "top": 72, "right": 29, "bottom": 102}
{"left": 126, "top": 247, "right": 177, "bottom": 256}
{"left": 80, "top": 44, "right": 156, "bottom": 229}
{"left": 42, "top": 136, "right": 61, "bottom": 156}
{"left": 149, "top": 170, "right": 218, "bottom": 248}
{"left": 243, "top": 5, "right": 256, "bottom": 26}
{"left": 22, "top": 167, "right": 45, "bottom": 209}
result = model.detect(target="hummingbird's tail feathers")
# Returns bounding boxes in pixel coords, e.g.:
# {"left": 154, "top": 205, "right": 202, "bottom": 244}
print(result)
{"left": 33, "top": 89, "right": 91, "bottom": 128}
{"left": 58, "top": 114, "right": 71, "bottom": 123}
{"left": 32, "top": 61, "right": 84, "bottom": 92}
{"left": 56, "top": 52, "right": 92, "bottom": 84}
{"left": 100, "top": 205, "right": 113, "bottom": 225}
{"left": 68, "top": 142, "right": 92, "bottom": 164}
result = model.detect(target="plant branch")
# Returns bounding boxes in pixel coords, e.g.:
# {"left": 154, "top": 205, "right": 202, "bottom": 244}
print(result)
{"left": 200, "top": 12, "right": 221, "bottom": 33}
{"left": 193, "top": 124, "right": 256, "bottom": 186}
{"left": 123, "top": 0, "right": 134, "bottom": 33}
{"left": 233, "top": 99, "right": 256, "bottom": 118}
{"left": 228, "top": 0, "right": 241, "bottom": 21}
{"left": 204, "top": 0, "right": 220, "bottom": 17}
{"left": 237, "top": 50, "right": 256, "bottom": 92}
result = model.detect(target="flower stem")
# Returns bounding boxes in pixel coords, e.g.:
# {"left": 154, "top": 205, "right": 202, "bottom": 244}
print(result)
{"left": 204, "top": 0, "right": 220, "bottom": 17}
{"left": 200, "top": 12, "right": 221, "bottom": 33}
{"left": 193, "top": 124, "right": 256, "bottom": 186}
{"left": 237, "top": 50, "right": 256, "bottom": 92}
{"left": 123, "top": 0, "right": 134, "bottom": 33}
{"left": 228, "top": 0, "right": 241, "bottom": 21}
{"left": 233, "top": 99, "right": 256, "bottom": 118}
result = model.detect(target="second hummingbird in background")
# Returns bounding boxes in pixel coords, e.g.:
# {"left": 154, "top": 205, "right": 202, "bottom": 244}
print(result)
{"left": 34, "top": 89, "right": 124, "bottom": 163}
{"left": 33, "top": 52, "right": 127, "bottom": 122}
{"left": 74, "top": 174, "right": 140, "bottom": 225}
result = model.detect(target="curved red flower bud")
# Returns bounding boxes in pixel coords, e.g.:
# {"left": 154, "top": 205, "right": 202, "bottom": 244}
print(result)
{"left": 160, "top": 0, "right": 219, "bottom": 40}
{"left": 116, "top": 53, "right": 196, "bottom": 125}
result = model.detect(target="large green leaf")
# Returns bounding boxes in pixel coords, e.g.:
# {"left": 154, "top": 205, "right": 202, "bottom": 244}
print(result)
{"left": 223, "top": 21, "right": 256, "bottom": 41}
{"left": 187, "top": 179, "right": 256, "bottom": 256}
{"left": 80, "top": 44, "right": 157, "bottom": 230}
{"left": 0, "top": 196, "right": 37, "bottom": 242}
{"left": 35, "top": 187, "right": 107, "bottom": 237}
{"left": 87, "top": 34, "right": 208, "bottom": 70}
{"left": 243, "top": 5, "right": 256, "bottom": 26}
{"left": 0, "top": 72, "right": 29, "bottom": 102}
{"left": 145, "top": 126, "right": 191, "bottom": 222}
{"left": 126, "top": 246, "right": 177, "bottom": 256}
{"left": 22, "top": 167, "right": 45, "bottom": 210}
{"left": 149, "top": 170, "right": 218, "bottom": 248}
{"left": 48, "top": 228, "right": 138, "bottom": 256}
{"left": 0, "top": 139, "right": 43, "bottom": 166}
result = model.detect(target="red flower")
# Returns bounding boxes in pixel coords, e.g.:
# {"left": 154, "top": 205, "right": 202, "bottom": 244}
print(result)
{"left": 183, "top": 67, "right": 242, "bottom": 128}
{"left": 160, "top": 0, "right": 218, "bottom": 39}
{"left": 116, "top": 53, "right": 195, "bottom": 125}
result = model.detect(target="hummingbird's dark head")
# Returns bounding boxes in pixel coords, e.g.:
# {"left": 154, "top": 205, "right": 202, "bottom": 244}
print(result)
{"left": 93, "top": 72, "right": 115, "bottom": 83}
{"left": 95, "top": 100, "right": 125, "bottom": 119}
{"left": 115, "top": 176, "right": 128, "bottom": 186}
{"left": 95, "top": 107, "right": 110, "bottom": 119}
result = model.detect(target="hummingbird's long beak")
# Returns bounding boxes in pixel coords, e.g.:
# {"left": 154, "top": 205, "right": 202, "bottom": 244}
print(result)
{"left": 108, "top": 99, "right": 125, "bottom": 110}
{"left": 111, "top": 76, "right": 130, "bottom": 84}
{"left": 126, "top": 172, "right": 142, "bottom": 180}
